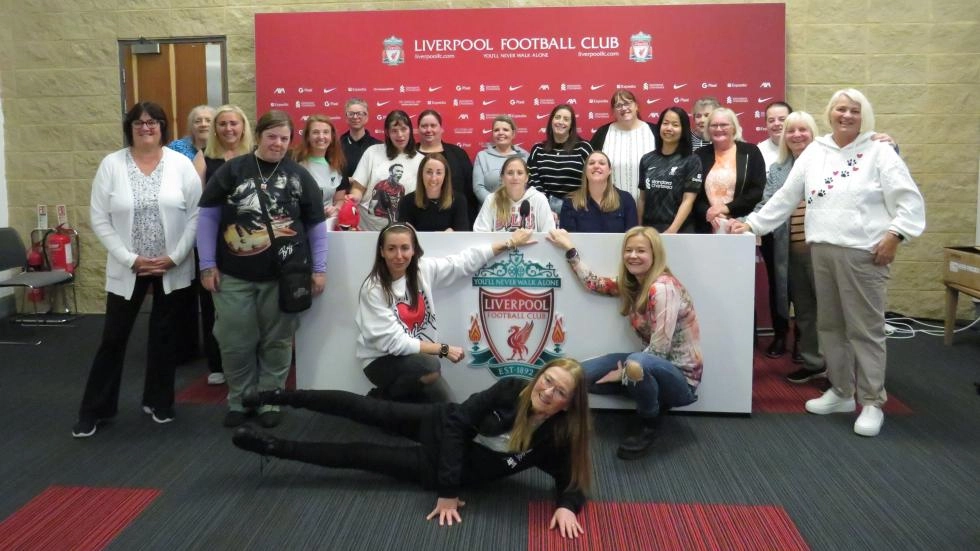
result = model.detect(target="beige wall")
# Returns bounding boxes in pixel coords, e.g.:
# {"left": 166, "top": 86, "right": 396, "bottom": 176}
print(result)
{"left": 1, "top": 0, "right": 977, "bottom": 318}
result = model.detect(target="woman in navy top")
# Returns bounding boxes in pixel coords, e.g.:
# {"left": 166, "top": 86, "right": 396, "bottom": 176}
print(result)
{"left": 559, "top": 151, "right": 638, "bottom": 233}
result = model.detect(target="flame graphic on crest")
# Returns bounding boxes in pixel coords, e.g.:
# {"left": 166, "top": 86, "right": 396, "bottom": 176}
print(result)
{"left": 552, "top": 316, "right": 566, "bottom": 352}
{"left": 469, "top": 315, "right": 482, "bottom": 351}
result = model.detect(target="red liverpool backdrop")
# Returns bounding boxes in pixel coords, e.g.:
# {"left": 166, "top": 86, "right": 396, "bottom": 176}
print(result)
{"left": 255, "top": 4, "right": 785, "bottom": 157}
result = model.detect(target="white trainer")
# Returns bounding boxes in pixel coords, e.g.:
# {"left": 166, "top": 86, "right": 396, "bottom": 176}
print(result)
{"left": 805, "top": 389, "right": 856, "bottom": 415}
{"left": 207, "top": 372, "right": 226, "bottom": 385}
{"left": 854, "top": 405, "right": 884, "bottom": 437}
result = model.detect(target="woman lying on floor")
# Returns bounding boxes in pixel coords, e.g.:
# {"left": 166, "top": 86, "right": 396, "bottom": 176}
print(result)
{"left": 232, "top": 358, "right": 593, "bottom": 538}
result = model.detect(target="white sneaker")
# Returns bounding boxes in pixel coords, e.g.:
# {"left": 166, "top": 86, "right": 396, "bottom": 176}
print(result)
{"left": 207, "top": 372, "right": 226, "bottom": 385}
{"left": 854, "top": 405, "right": 884, "bottom": 437}
{"left": 805, "top": 389, "right": 856, "bottom": 415}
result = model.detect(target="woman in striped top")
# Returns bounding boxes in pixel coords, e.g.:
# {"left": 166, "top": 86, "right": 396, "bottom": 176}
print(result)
{"left": 527, "top": 104, "right": 593, "bottom": 216}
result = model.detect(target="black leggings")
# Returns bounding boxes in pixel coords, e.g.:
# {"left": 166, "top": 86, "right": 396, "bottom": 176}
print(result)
{"left": 268, "top": 390, "right": 436, "bottom": 484}
{"left": 363, "top": 353, "right": 446, "bottom": 402}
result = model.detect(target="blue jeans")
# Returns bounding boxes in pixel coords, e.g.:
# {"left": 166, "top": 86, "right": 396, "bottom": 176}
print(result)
{"left": 582, "top": 352, "right": 696, "bottom": 418}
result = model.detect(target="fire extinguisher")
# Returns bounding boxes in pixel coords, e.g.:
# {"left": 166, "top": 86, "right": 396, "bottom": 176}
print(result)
{"left": 26, "top": 238, "right": 46, "bottom": 304}
{"left": 43, "top": 223, "right": 78, "bottom": 273}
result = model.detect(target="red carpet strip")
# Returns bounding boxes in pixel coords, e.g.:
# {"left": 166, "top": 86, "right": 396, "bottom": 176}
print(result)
{"left": 0, "top": 485, "right": 160, "bottom": 551}
{"left": 751, "top": 341, "right": 912, "bottom": 415}
{"left": 528, "top": 501, "right": 809, "bottom": 551}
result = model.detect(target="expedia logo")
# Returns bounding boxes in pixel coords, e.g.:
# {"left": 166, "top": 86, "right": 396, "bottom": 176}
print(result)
{"left": 469, "top": 250, "right": 565, "bottom": 379}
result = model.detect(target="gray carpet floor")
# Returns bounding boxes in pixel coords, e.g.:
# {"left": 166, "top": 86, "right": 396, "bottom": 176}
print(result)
{"left": 0, "top": 315, "right": 977, "bottom": 550}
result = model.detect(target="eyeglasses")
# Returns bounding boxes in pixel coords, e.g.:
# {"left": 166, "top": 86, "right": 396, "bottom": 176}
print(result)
{"left": 709, "top": 123, "right": 732, "bottom": 130}
{"left": 613, "top": 102, "right": 634, "bottom": 110}
{"left": 132, "top": 119, "right": 160, "bottom": 128}
{"left": 346, "top": 111, "right": 367, "bottom": 118}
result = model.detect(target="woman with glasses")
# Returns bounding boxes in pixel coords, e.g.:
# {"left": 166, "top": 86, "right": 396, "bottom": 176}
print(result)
{"left": 356, "top": 222, "right": 535, "bottom": 402}
{"left": 232, "top": 358, "right": 592, "bottom": 539}
{"left": 73, "top": 102, "right": 201, "bottom": 438}
{"left": 589, "top": 89, "right": 658, "bottom": 200}
{"left": 693, "top": 108, "right": 766, "bottom": 234}
{"left": 339, "top": 98, "right": 381, "bottom": 178}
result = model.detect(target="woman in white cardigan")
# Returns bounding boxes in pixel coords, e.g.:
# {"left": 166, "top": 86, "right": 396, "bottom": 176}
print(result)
{"left": 72, "top": 102, "right": 201, "bottom": 438}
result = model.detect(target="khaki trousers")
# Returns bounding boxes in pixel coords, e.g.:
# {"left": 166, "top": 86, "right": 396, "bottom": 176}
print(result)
{"left": 810, "top": 243, "right": 890, "bottom": 407}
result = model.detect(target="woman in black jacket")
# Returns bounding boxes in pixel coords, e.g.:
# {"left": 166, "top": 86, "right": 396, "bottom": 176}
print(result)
{"left": 692, "top": 107, "right": 766, "bottom": 234}
{"left": 232, "top": 358, "right": 593, "bottom": 538}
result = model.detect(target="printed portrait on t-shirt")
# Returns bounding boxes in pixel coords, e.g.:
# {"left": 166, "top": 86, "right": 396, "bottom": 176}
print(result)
{"left": 221, "top": 173, "right": 300, "bottom": 256}
{"left": 370, "top": 163, "right": 406, "bottom": 223}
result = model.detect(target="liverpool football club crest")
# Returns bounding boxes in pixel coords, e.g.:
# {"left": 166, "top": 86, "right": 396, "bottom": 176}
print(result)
{"left": 629, "top": 32, "right": 653, "bottom": 63}
{"left": 469, "top": 250, "right": 566, "bottom": 379}
{"left": 382, "top": 36, "right": 405, "bottom": 66}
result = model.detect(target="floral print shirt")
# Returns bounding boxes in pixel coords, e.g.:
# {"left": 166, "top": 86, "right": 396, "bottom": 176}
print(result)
{"left": 569, "top": 254, "right": 703, "bottom": 387}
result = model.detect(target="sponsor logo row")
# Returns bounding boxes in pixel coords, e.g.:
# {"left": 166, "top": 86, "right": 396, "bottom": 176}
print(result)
{"left": 273, "top": 81, "right": 775, "bottom": 95}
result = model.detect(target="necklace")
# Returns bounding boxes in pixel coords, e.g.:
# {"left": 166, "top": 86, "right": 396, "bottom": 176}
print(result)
{"left": 255, "top": 153, "right": 282, "bottom": 190}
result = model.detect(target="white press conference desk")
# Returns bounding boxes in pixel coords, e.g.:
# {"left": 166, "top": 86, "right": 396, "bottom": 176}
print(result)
{"left": 296, "top": 231, "right": 755, "bottom": 414}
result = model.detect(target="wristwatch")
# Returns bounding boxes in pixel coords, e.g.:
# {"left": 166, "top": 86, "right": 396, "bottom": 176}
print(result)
{"left": 438, "top": 343, "right": 450, "bottom": 358}
{"left": 565, "top": 247, "right": 578, "bottom": 260}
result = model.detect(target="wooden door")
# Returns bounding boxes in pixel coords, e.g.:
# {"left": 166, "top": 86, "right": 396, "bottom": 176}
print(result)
{"left": 120, "top": 39, "right": 226, "bottom": 138}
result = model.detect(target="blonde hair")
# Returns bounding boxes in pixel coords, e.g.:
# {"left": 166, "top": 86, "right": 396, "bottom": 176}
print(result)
{"left": 703, "top": 107, "right": 742, "bottom": 142}
{"left": 493, "top": 156, "right": 528, "bottom": 227}
{"left": 204, "top": 104, "right": 253, "bottom": 159}
{"left": 568, "top": 151, "right": 621, "bottom": 213}
{"left": 617, "top": 226, "right": 670, "bottom": 316}
{"left": 509, "top": 358, "right": 592, "bottom": 493}
{"left": 776, "top": 111, "right": 819, "bottom": 164}
{"left": 825, "top": 88, "right": 875, "bottom": 134}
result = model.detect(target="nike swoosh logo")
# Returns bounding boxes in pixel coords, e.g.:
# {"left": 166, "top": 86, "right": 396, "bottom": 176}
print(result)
{"left": 429, "top": 86, "right": 442, "bottom": 92}
{"left": 758, "top": 97, "right": 774, "bottom": 103}
{"left": 646, "top": 99, "right": 660, "bottom": 104}
{"left": 376, "top": 101, "right": 390, "bottom": 106}
{"left": 483, "top": 100, "right": 495, "bottom": 106}
{"left": 509, "top": 85, "right": 522, "bottom": 91}
{"left": 323, "top": 87, "right": 336, "bottom": 94}
{"left": 483, "top": 129, "right": 493, "bottom": 134}
{"left": 537, "top": 114, "right": 549, "bottom": 119}
{"left": 590, "top": 84, "right": 604, "bottom": 91}
{"left": 672, "top": 83, "right": 686, "bottom": 89}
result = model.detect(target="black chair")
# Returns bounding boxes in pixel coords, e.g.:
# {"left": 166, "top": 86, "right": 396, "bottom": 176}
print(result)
{"left": 0, "top": 227, "right": 78, "bottom": 325}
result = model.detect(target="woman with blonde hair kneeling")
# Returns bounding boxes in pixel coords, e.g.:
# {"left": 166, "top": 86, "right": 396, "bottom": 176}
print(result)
{"left": 234, "top": 358, "right": 593, "bottom": 538}
{"left": 547, "top": 226, "right": 702, "bottom": 459}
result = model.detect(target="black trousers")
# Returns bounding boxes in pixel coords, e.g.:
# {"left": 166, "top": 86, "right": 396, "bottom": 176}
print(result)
{"left": 363, "top": 353, "right": 445, "bottom": 402}
{"left": 78, "top": 277, "right": 187, "bottom": 420}
{"left": 760, "top": 234, "right": 790, "bottom": 337}
{"left": 270, "top": 390, "right": 433, "bottom": 484}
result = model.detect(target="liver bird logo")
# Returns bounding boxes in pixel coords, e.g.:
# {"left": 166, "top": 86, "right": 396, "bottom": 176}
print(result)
{"left": 507, "top": 322, "right": 534, "bottom": 360}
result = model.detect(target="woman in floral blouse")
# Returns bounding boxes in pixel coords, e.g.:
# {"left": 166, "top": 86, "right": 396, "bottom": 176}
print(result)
{"left": 547, "top": 226, "right": 702, "bottom": 459}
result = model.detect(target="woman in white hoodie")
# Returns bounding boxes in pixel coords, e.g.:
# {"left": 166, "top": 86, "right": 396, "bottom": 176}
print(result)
{"left": 733, "top": 89, "right": 925, "bottom": 438}
{"left": 473, "top": 156, "right": 556, "bottom": 232}
{"left": 356, "top": 223, "right": 535, "bottom": 402}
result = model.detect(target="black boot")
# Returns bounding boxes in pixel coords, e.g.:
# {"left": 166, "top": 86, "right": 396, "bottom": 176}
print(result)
{"left": 765, "top": 335, "right": 786, "bottom": 359}
{"left": 232, "top": 425, "right": 283, "bottom": 457}
{"left": 616, "top": 416, "right": 663, "bottom": 460}
{"left": 242, "top": 388, "right": 286, "bottom": 410}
